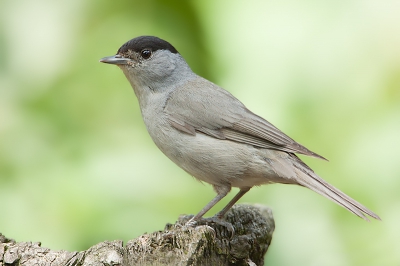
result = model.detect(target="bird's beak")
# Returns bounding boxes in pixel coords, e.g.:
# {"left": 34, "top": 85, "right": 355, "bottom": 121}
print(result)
{"left": 99, "top": 55, "right": 131, "bottom": 65}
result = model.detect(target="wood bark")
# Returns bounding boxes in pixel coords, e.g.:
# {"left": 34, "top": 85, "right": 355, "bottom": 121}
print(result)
{"left": 0, "top": 204, "right": 274, "bottom": 266}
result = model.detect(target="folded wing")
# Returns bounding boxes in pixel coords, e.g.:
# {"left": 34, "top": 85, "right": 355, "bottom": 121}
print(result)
{"left": 164, "top": 76, "right": 326, "bottom": 160}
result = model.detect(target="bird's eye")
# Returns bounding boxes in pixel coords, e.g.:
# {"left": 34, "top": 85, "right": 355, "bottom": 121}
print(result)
{"left": 140, "top": 49, "right": 152, "bottom": 59}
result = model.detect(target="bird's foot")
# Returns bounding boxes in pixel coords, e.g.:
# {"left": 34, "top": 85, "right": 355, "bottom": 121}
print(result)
{"left": 185, "top": 215, "right": 235, "bottom": 239}
{"left": 177, "top": 217, "right": 214, "bottom": 238}
{"left": 185, "top": 217, "right": 198, "bottom": 228}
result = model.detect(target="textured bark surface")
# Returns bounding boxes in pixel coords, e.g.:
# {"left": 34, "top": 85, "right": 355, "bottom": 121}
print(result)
{"left": 0, "top": 204, "right": 274, "bottom": 266}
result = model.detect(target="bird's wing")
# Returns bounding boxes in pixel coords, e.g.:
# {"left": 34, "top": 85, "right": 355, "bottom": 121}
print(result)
{"left": 164, "top": 77, "right": 326, "bottom": 160}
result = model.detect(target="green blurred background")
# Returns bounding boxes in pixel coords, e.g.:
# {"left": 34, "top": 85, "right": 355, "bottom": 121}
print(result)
{"left": 0, "top": 0, "right": 399, "bottom": 265}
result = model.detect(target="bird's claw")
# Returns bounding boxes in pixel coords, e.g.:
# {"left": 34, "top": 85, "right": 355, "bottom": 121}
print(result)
{"left": 185, "top": 217, "right": 198, "bottom": 228}
{"left": 181, "top": 218, "right": 216, "bottom": 238}
{"left": 185, "top": 216, "right": 235, "bottom": 239}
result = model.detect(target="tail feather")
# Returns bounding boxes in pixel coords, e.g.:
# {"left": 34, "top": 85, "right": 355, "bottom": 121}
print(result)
{"left": 291, "top": 155, "right": 381, "bottom": 221}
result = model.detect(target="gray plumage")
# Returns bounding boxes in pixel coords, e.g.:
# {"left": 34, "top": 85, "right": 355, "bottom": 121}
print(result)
{"left": 100, "top": 36, "right": 380, "bottom": 224}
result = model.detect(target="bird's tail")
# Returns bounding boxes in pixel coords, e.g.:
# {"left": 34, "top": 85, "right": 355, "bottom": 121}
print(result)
{"left": 291, "top": 155, "right": 381, "bottom": 221}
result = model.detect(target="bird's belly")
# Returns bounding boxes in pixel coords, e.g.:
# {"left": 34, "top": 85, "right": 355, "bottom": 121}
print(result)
{"left": 147, "top": 121, "right": 285, "bottom": 187}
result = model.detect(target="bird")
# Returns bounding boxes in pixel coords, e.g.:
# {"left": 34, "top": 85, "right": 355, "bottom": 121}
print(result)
{"left": 100, "top": 35, "right": 380, "bottom": 229}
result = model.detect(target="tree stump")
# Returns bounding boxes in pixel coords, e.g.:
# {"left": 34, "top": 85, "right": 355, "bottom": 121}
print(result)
{"left": 0, "top": 204, "right": 274, "bottom": 266}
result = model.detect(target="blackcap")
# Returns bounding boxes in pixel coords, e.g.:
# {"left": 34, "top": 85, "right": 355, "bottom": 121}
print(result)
{"left": 100, "top": 36, "right": 380, "bottom": 230}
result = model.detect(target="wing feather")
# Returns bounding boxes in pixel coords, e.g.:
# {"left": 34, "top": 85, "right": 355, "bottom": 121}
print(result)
{"left": 164, "top": 76, "right": 326, "bottom": 160}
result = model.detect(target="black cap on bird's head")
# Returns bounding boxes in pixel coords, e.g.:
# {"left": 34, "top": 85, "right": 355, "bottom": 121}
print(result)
{"left": 117, "top": 36, "right": 179, "bottom": 55}
{"left": 100, "top": 36, "right": 179, "bottom": 65}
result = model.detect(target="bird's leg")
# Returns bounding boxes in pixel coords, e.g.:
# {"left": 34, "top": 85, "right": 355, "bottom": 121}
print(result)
{"left": 186, "top": 185, "right": 230, "bottom": 226}
{"left": 186, "top": 186, "right": 250, "bottom": 238}
{"left": 214, "top": 187, "right": 251, "bottom": 219}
